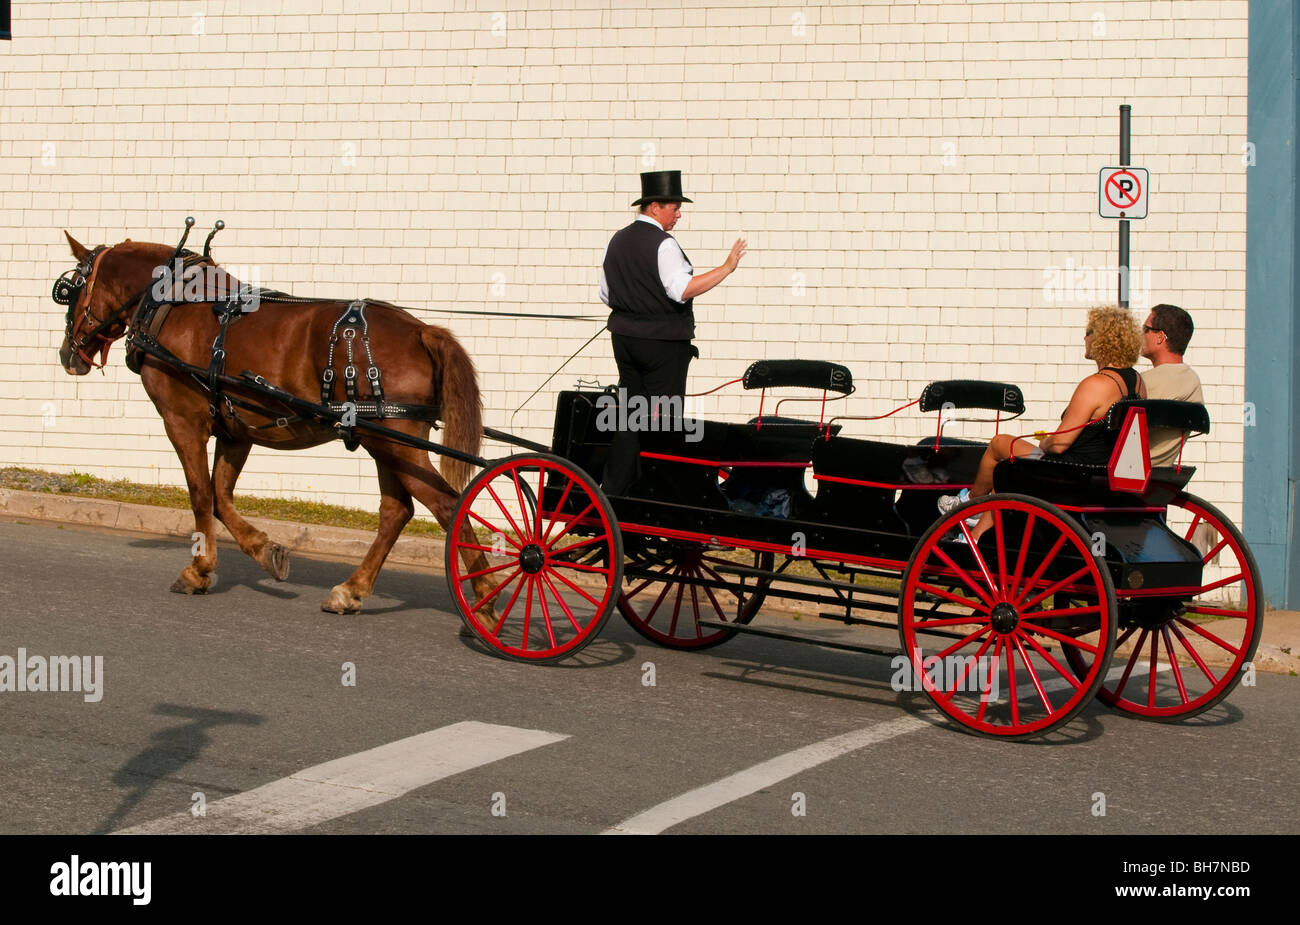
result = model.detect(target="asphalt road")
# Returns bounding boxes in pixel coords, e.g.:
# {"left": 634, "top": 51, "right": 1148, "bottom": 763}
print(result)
{"left": 0, "top": 518, "right": 1295, "bottom": 835}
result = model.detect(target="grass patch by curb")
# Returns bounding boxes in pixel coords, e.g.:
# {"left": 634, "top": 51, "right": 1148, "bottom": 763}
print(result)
{"left": 0, "top": 467, "right": 445, "bottom": 538}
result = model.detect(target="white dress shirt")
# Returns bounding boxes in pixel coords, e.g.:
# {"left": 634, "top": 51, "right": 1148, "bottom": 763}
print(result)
{"left": 599, "top": 214, "right": 694, "bottom": 306}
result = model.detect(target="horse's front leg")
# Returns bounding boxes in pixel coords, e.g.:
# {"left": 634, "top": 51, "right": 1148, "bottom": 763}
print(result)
{"left": 161, "top": 417, "right": 220, "bottom": 594}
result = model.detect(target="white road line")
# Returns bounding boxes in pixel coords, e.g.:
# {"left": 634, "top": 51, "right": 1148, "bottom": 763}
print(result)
{"left": 605, "top": 660, "right": 1153, "bottom": 835}
{"left": 603, "top": 715, "right": 930, "bottom": 835}
{"left": 114, "top": 721, "right": 568, "bottom": 835}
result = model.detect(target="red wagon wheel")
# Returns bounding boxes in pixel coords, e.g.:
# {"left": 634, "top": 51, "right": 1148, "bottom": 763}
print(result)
{"left": 617, "top": 541, "right": 774, "bottom": 649}
{"left": 899, "top": 494, "right": 1117, "bottom": 739}
{"left": 1063, "top": 492, "right": 1262, "bottom": 719}
{"left": 446, "top": 453, "right": 623, "bottom": 663}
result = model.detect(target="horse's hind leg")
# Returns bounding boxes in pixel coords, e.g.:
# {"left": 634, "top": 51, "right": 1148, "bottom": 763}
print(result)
{"left": 322, "top": 461, "right": 413, "bottom": 614}
{"left": 213, "top": 438, "right": 290, "bottom": 581}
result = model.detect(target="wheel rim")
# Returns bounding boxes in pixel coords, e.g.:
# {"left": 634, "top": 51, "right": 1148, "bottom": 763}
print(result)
{"left": 617, "top": 543, "right": 773, "bottom": 649}
{"left": 899, "top": 496, "right": 1115, "bottom": 738}
{"left": 1065, "top": 493, "right": 1262, "bottom": 718}
{"left": 447, "top": 455, "right": 621, "bottom": 662}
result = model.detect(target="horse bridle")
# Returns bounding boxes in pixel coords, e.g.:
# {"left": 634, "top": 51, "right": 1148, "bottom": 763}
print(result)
{"left": 54, "top": 222, "right": 219, "bottom": 370}
{"left": 53, "top": 244, "right": 125, "bottom": 369}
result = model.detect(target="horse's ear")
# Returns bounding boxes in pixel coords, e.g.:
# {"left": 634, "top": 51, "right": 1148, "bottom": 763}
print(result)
{"left": 64, "top": 231, "right": 90, "bottom": 262}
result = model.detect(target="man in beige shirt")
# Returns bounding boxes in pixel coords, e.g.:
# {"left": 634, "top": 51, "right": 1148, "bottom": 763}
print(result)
{"left": 1139, "top": 303, "right": 1204, "bottom": 466}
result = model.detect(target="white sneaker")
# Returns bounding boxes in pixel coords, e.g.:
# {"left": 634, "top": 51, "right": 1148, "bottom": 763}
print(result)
{"left": 936, "top": 488, "right": 970, "bottom": 516}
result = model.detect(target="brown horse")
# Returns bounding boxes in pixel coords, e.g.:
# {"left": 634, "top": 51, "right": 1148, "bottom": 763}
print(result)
{"left": 56, "top": 229, "right": 496, "bottom": 614}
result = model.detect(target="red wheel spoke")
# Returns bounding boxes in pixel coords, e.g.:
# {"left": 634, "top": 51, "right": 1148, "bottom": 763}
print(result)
{"left": 936, "top": 625, "right": 994, "bottom": 660}
{"left": 975, "top": 640, "right": 1001, "bottom": 722}
{"left": 959, "top": 520, "right": 1001, "bottom": 599}
{"left": 547, "top": 534, "right": 608, "bottom": 557}
{"left": 1019, "top": 565, "right": 1091, "bottom": 612}
{"left": 550, "top": 559, "right": 614, "bottom": 576}
{"left": 1174, "top": 617, "right": 1242, "bottom": 655}
{"left": 668, "top": 579, "right": 688, "bottom": 637}
{"left": 1183, "top": 604, "right": 1248, "bottom": 618}
{"left": 542, "top": 573, "right": 583, "bottom": 633}
{"left": 915, "top": 582, "right": 991, "bottom": 614}
{"left": 913, "top": 614, "right": 993, "bottom": 629}
{"left": 1195, "top": 572, "right": 1245, "bottom": 596}
{"left": 993, "top": 510, "right": 1010, "bottom": 593}
{"left": 1011, "top": 533, "right": 1068, "bottom": 609}
{"left": 937, "top": 632, "right": 997, "bottom": 702}
{"left": 520, "top": 575, "right": 536, "bottom": 649}
{"left": 688, "top": 581, "right": 705, "bottom": 638}
{"left": 624, "top": 562, "right": 676, "bottom": 599}
{"left": 456, "top": 542, "right": 511, "bottom": 554}
{"left": 461, "top": 560, "right": 520, "bottom": 582}
{"left": 1169, "top": 621, "right": 1220, "bottom": 683}
{"left": 1012, "top": 633, "right": 1052, "bottom": 714}
{"left": 1019, "top": 603, "right": 1100, "bottom": 621}
{"left": 1161, "top": 625, "right": 1191, "bottom": 705}
{"left": 1008, "top": 511, "right": 1037, "bottom": 604}
{"left": 931, "top": 546, "right": 996, "bottom": 610}
{"left": 546, "top": 500, "right": 597, "bottom": 547}
{"left": 697, "top": 573, "right": 730, "bottom": 624}
{"left": 485, "top": 483, "right": 529, "bottom": 544}
{"left": 643, "top": 569, "right": 678, "bottom": 624}
{"left": 1201, "top": 535, "right": 1230, "bottom": 565}
{"left": 469, "top": 567, "right": 522, "bottom": 612}
{"left": 510, "top": 469, "right": 534, "bottom": 543}
{"left": 534, "top": 463, "right": 546, "bottom": 541}
{"left": 549, "top": 566, "right": 604, "bottom": 608}
{"left": 1111, "top": 629, "right": 1149, "bottom": 699}
{"left": 1146, "top": 630, "right": 1159, "bottom": 708}
{"left": 493, "top": 571, "right": 530, "bottom": 636}
{"left": 1005, "top": 637, "right": 1020, "bottom": 725}
{"left": 535, "top": 573, "right": 558, "bottom": 648}
{"left": 541, "top": 475, "right": 576, "bottom": 544}
{"left": 469, "top": 511, "right": 522, "bottom": 549}
{"left": 1022, "top": 621, "right": 1100, "bottom": 654}
{"left": 1020, "top": 632, "right": 1082, "bottom": 691}
{"left": 1182, "top": 513, "right": 1203, "bottom": 542}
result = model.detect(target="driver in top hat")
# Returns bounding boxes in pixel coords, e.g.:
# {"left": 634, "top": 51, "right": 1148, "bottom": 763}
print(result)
{"left": 598, "top": 169, "right": 746, "bottom": 496}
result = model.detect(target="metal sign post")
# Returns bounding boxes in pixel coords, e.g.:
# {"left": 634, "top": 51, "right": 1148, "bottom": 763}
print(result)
{"left": 1118, "top": 104, "right": 1131, "bottom": 308}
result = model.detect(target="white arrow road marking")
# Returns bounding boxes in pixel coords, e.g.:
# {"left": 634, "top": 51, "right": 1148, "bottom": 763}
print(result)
{"left": 603, "top": 715, "right": 930, "bottom": 835}
{"left": 114, "top": 721, "right": 568, "bottom": 834}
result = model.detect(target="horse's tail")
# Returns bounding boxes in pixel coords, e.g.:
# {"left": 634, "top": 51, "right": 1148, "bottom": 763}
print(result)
{"left": 420, "top": 325, "right": 482, "bottom": 492}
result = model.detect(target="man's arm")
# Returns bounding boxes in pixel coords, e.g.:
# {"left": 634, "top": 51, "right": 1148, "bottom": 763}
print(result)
{"left": 681, "top": 238, "right": 747, "bottom": 300}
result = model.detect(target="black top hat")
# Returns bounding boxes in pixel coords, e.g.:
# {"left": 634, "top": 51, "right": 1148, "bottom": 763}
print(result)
{"left": 631, "top": 170, "right": 693, "bottom": 206}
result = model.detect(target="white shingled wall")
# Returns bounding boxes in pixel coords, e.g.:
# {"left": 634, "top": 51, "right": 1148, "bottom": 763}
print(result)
{"left": 0, "top": 1, "right": 1248, "bottom": 525}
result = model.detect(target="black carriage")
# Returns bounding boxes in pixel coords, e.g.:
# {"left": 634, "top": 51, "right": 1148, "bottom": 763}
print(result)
{"left": 445, "top": 360, "right": 1262, "bottom": 739}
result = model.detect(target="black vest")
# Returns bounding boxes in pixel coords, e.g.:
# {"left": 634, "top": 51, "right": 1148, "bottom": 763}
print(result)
{"left": 603, "top": 220, "right": 695, "bottom": 341}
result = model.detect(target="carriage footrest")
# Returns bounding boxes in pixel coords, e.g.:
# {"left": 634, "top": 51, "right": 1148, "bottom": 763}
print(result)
{"left": 696, "top": 620, "right": 899, "bottom": 658}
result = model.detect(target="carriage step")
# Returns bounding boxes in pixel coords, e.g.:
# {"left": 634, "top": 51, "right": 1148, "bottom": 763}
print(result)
{"left": 696, "top": 620, "right": 900, "bottom": 658}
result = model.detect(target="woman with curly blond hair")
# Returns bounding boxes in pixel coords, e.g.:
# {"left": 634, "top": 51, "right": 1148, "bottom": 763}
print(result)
{"left": 940, "top": 305, "right": 1147, "bottom": 540}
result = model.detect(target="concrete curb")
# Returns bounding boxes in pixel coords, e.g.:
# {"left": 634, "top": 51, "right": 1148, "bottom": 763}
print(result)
{"left": 2, "top": 487, "right": 1297, "bottom": 676}
{"left": 0, "top": 487, "right": 447, "bottom": 571}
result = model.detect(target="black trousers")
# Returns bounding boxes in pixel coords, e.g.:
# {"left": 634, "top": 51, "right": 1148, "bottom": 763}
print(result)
{"left": 602, "top": 333, "right": 696, "bottom": 496}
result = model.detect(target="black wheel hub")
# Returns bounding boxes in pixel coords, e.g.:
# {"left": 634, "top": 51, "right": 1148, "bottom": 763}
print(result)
{"left": 519, "top": 543, "right": 546, "bottom": 574}
{"left": 989, "top": 602, "right": 1020, "bottom": 634}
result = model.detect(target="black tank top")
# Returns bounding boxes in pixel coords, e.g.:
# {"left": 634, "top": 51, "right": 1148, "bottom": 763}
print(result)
{"left": 1054, "top": 367, "right": 1140, "bottom": 465}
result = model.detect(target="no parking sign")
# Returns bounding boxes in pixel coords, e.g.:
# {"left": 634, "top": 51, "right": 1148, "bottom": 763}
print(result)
{"left": 1099, "top": 166, "right": 1149, "bottom": 219}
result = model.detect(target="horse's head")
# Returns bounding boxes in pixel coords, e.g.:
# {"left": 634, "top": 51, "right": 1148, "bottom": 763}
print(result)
{"left": 56, "top": 233, "right": 175, "bottom": 375}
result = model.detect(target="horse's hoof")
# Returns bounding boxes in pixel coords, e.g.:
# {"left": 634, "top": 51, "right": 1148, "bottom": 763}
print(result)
{"left": 260, "top": 542, "right": 291, "bottom": 581}
{"left": 321, "top": 586, "right": 362, "bottom": 614}
{"left": 171, "top": 567, "right": 213, "bottom": 594}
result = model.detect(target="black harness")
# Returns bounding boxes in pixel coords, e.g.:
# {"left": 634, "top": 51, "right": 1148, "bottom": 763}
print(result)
{"left": 55, "top": 221, "right": 442, "bottom": 450}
